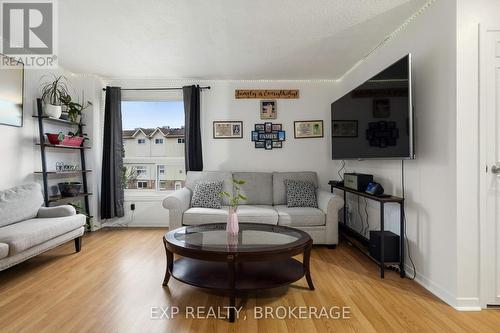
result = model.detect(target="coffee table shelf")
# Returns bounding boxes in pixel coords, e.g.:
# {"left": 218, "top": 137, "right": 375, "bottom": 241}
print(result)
{"left": 171, "top": 257, "right": 304, "bottom": 291}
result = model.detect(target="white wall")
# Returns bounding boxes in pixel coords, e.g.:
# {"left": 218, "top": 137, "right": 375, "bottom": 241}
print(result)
{"left": 333, "top": 0, "right": 459, "bottom": 306}
{"left": 0, "top": 68, "right": 103, "bottom": 230}
{"left": 202, "top": 81, "right": 337, "bottom": 189}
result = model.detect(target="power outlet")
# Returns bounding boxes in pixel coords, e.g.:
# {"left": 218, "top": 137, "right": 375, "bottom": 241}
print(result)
{"left": 130, "top": 203, "right": 135, "bottom": 211}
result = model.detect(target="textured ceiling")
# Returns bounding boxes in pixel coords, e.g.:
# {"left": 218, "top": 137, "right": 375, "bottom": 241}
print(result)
{"left": 58, "top": 0, "right": 428, "bottom": 79}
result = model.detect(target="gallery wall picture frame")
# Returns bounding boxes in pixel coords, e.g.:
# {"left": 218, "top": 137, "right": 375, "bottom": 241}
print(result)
{"left": 332, "top": 120, "right": 358, "bottom": 138}
{"left": 294, "top": 120, "right": 324, "bottom": 139}
{"left": 213, "top": 121, "right": 243, "bottom": 139}
{"left": 260, "top": 100, "right": 277, "bottom": 119}
{"left": 251, "top": 122, "right": 285, "bottom": 149}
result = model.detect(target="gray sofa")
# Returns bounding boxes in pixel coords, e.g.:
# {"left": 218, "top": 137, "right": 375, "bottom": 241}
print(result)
{"left": 0, "top": 183, "right": 86, "bottom": 271}
{"left": 163, "top": 171, "right": 344, "bottom": 245}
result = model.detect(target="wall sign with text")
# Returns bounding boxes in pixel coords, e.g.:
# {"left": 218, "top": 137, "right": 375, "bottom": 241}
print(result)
{"left": 235, "top": 89, "right": 299, "bottom": 99}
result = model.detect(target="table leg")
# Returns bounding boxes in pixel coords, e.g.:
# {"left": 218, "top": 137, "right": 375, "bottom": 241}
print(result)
{"left": 162, "top": 238, "right": 173, "bottom": 286}
{"left": 304, "top": 242, "right": 315, "bottom": 290}
{"left": 380, "top": 203, "right": 385, "bottom": 279}
{"left": 400, "top": 202, "right": 406, "bottom": 278}
{"left": 228, "top": 256, "right": 236, "bottom": 322}
{"left": 343, "top": 191, "right": 347, "bottom": 226}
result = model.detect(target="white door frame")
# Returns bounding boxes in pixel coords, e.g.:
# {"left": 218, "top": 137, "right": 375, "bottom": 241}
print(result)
{"left": 479, "top": 25, "right": 500, "bottom": 308}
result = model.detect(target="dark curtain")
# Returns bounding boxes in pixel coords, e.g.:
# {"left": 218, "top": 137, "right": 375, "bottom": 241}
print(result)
{"left": 100, "top": 86, "right": 125, "bottom": 219}
{"left": 183, "top": 85, "right": 203, "bottom": 171}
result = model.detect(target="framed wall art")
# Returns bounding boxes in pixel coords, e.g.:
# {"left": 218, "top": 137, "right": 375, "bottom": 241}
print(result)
{"left": 294, "top": 120, "right": 324, "bottom": 139}
{"left": 251, "top": 122, "right": 285, "bottom": 150}
{"left": 213, "top": 121, "right": 243, "bottom": 139}
{"left": 260, "top": 100, "right": 277, "bottom": 119}
{"left": 0, "top": 54, "right": 24, "bottom": 127}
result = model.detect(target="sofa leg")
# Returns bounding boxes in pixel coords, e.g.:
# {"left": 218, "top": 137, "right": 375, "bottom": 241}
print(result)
{"left": 327, "top": 244, "right": 337, "bottom": 249}
{"left": 74, "top": 237, "right": 82, "bottom": 253}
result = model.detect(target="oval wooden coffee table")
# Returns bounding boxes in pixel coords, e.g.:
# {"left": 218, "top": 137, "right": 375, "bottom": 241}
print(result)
{"left": 162, "top": 223, "right": 314, "bottom": 322}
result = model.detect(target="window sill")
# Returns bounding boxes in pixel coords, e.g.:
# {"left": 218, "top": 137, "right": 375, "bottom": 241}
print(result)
{"left": 124, "top": 190, "right": 173, "bottom": 201}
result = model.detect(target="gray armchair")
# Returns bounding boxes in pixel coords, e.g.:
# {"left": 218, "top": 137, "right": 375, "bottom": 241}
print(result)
{"left": 0, "top": 183, "right": 86, "bottom": 271}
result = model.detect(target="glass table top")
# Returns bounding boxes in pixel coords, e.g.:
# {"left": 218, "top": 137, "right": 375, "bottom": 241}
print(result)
{"left": 166, "top": 223, "right": 308, "bottom": 253}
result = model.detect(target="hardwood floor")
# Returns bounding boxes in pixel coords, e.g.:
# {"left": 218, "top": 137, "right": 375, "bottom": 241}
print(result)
{"left": 1, "top": 228, "right": 499, "bottom": 333}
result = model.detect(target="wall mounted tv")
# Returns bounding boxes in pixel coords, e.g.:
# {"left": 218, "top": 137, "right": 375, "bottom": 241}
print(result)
{"left": 331, "top": 54, "right": 414, "bottom": 160}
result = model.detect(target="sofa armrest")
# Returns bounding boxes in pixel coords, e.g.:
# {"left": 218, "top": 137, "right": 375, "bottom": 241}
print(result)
{"left": 162, "top": 187, "right": 192, "bottom": 230}
{"left": 317, "top": 190, "right": 344, "bottom": 245}
{"left": 37, "top": 205, "right": 76, "bottom": 218}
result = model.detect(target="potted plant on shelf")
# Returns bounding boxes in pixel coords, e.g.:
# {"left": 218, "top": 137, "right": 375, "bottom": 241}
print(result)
{"left": 45, "top": 129, "right": 88, "bottom": 147}
{"left": 40, "top": 75, "right": 69, "bottom": 119}
{"left": 220, "top": 178, "right": 247, "bottom": 236}
{"left": 60, "top": 94, "right": 92, "bottom": 124}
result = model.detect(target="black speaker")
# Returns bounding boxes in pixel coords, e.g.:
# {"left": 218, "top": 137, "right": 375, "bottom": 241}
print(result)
{"left": 369, "top": 231, "right": 400, "bottom": 262}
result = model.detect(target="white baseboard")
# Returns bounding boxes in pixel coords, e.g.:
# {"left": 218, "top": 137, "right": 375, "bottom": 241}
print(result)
{"left": 405, "top": 264, "right": 457, "bottom": 308}
{"left": 455, "top": 297, "right": 481, "bottom": 311}
{"left": 405, "top": 265, "right": 483, "bottom": 311}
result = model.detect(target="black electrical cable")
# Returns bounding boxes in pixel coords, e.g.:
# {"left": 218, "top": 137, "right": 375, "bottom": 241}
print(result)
{"left": 356, "top": 196, "right": 364, "bottom": 234}
{"left": 402, "top": 160, "right": 416, "bottom": 280}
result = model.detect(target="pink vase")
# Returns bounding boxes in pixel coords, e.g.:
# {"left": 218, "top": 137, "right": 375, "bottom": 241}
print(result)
{"left": 226, "top": 207, "right": 239, "bottom": 236}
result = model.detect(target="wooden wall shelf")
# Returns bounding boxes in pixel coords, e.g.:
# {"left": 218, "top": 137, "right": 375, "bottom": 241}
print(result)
{"left": 34, "top": 98, "right": 92, "bottom": 230}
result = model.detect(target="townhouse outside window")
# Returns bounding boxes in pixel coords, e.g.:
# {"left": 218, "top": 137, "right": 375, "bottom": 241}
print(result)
{"left": 137, "top": 181, "right": 148, "bottom": 189}
{"left": 121, "top": 100, "right": 187, "bottom": 192}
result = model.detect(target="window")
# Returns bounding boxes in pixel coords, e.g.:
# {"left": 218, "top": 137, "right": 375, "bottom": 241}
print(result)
{"left": 174, "top": 181, "right": 182, "bottom": 191}
{"left": 136, "top": 166, "right": 147, "bottom": 176}
{"left": 122, "top": 100, "right": 186, "bottom": 192}
{"left": 137, "top": 181, "right": 148, "bottom": 189}
{"left": 158, "top": 165, "right": 165, "bottom": 175}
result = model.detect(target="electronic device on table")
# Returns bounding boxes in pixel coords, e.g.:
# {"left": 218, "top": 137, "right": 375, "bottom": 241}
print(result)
{"left": 365, "top": 182, "right": 385, "bottom": 196}
{"left": 343, "top": 173, "right": 373, "bottom": 191}
{"left": 331, "top": 54, "right": 415, "bottom": 160}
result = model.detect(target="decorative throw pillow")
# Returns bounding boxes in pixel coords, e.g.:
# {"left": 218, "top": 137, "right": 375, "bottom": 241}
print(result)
{"left": 191, "top": 180, "right": 223, "bottom": 209}
{"left": 284, "top": 179, "right": 318, "bottom": 208}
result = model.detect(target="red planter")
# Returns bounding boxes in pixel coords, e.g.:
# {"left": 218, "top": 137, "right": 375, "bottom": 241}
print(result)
{"left": 46, "top": 133, "right": 61, "bottom": 145}
{"left": 60, "top": 136, "right": 84, "bottom": 147}
{"left": 46, "top": 133, "right": 84, "bottom": 146}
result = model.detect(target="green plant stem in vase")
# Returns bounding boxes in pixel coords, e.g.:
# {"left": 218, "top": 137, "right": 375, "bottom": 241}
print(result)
{"left": 220, "top": 178, "right": 247, "bottom": 237}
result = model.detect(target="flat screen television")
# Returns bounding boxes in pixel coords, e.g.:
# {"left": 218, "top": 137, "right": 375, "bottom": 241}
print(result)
{"left": 0, "top": 53, "right": 24, "bottom": 127}
{"left": 331, "top": 54, "right": 414, "bottom": 160}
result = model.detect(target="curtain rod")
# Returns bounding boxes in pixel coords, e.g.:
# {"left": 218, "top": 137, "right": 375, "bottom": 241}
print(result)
{"left": 102, "top": 86, "right": 211, "bottom": 91}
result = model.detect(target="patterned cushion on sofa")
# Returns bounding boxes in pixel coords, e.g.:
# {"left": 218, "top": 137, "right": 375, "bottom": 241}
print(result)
{"left": 191, "top": 180, "right": 223, "bottom": 209}
{"left": 285, "top": 179, "right": 318, "bottom": 208}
